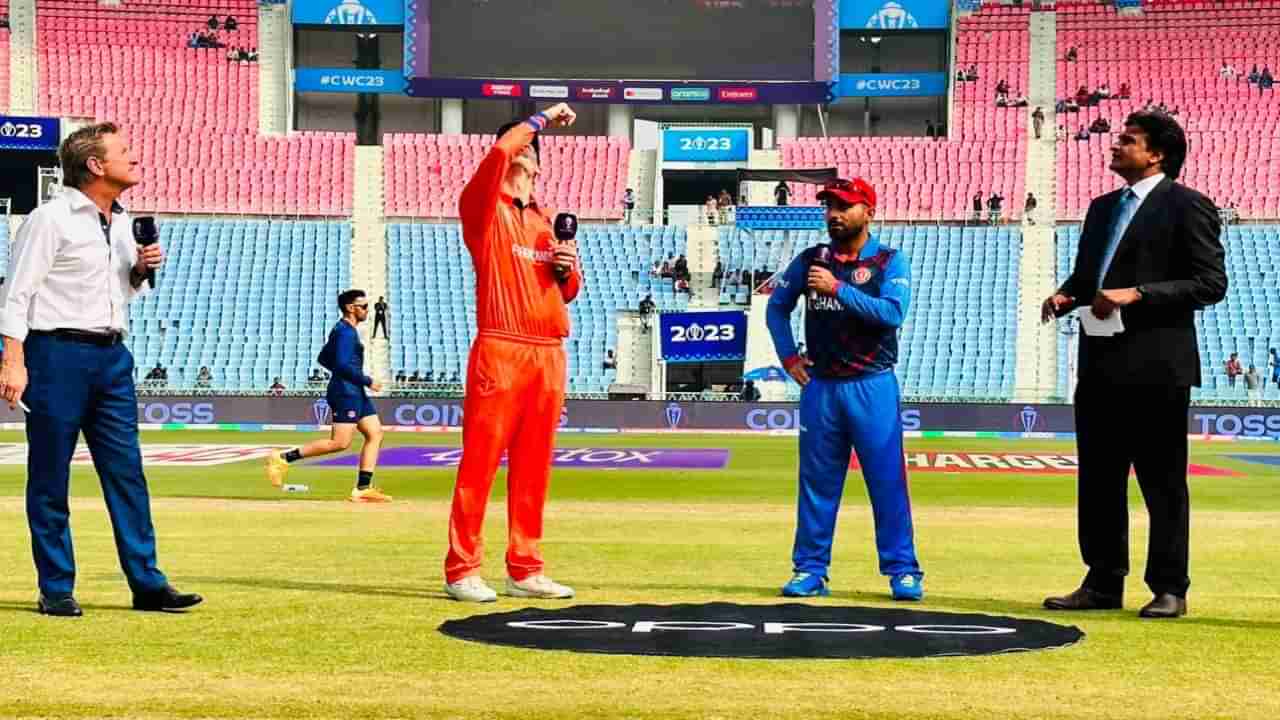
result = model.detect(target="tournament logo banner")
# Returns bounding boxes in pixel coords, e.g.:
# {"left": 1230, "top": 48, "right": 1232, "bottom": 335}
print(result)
{"left": 659, "top": 311, "right": 749, "bottom": 364}
{"left": 0, "top": 115, "right": 61, "bottom": 152}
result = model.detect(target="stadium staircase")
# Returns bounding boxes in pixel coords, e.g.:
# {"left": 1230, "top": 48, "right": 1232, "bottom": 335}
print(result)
{"left": 612, "top": 314, "right": 654, "bottom": 394}
{"left": 746, "top": 148, "right": 781, "bottom": 205}
{"left": 625, "top": 148, "right": 656, "bottom": 224}
{"left": 8, "top": 0, "right": 34, "bottom": 113}
{"left": 1013, "top": 7, "right": 1060, "bottom": 401}
{"left": 352, "top": 145, "right": 390, "bottom": 385}
{"left": 257, "top": 0, "right": 288, "bottom": 135}
{"left": 685, "top": 226, "right": 720, "bottom": 308}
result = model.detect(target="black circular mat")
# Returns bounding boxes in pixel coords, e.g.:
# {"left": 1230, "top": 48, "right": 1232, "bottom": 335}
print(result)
{"left": 439, "top": 602, "right": 1084, "bottom": 659}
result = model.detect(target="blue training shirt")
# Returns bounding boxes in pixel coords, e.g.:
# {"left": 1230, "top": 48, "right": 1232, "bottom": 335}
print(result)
{"left": 317, "top": 320, "right": 372, "bottom": 398}
{"left": 766, "top": 235, "right": 911, "bottom": 379}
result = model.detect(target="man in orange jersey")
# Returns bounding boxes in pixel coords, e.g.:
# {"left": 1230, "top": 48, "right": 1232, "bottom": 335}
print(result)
{"left": 444, "top": 103, "right": 582, "bottom": 603}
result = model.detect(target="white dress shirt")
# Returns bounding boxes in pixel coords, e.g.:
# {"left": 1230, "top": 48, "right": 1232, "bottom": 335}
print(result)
{"left": 0, "top": 188, "right": 150, "bottom": 342}
{"left": 1118, "top": 172, "right": 1166, "bottom": 234}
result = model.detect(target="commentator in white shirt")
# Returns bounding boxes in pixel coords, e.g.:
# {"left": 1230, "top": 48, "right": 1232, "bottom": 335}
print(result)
{"left": 0, "top": 122, "right": 202, "bottom": 617}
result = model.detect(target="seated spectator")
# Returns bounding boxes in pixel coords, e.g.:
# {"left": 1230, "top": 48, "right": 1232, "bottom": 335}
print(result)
{"left": 660, "top": 255, "right": 674, "bottom": 278}
{"left": 741, "top": 381, "right": 761, "bottom": 403}
{"left": 269, "top": 378, "right": 286, "bottom": 397}
{"left": 603, "top": 350, "right": 617, "bottom": 370}
{"left": 1248, "top": 64, "right": 1261, "bottom": 84}
{"left": 1261, "top": 67, "right": 1275, "bottom": 91}
{"left": 650, "top": 260, "right": 662, "bottom": 278}
{"left": 995, "top": 78, "right": 1010, "bottom": 97}
{"left": 207, "top": 15, "right": 220, "bottom": 30}
{"left": 1056, "top": 124, "right": 1066, "bottom": 142}
{"left": 1097, "top": 83, "right": 1111, "bottom": 99}
{"left": 224, "top": 15, "right": 238, "bottom": 32}
{"left": 1065, "top": 45, "right": 1078, "bottom": 62}
{"left": 308, "top": 368, "right": 324, "bottom": 383}
{"left": 1064, "top": 98, "right": 1079, "bottom": 113}
{"left": 1220, "top": 62, "right": 1236, "bottom": 80}
{"left": 409, "top": 370, "right": 422, "bottom": 383}
{"left": 674, "top": 254, "right": 689, "bottom": 280}
{"left": 450, "top": 372, "right": 461, "bottom": 383}
{"left": 425, "top": 371, "right": 435, "bottom": 383}
{"left": 704, "top": 196, "right": 718, "bottom": 225}
{"left": 712, "top": 260, "right": 724, "bottom": 287}
{"left": 0, "top": 15, "right": 9, "bottom": 29}
{"left": 995, "top": 93, "right": 1009, "bottom": 107}
{"left": 1054, "top": 98, "right": 1067, "bottom": 113}
{"left": 1089, "top": 117, "right": 1110, "bottom": 134}
{"left": 1074, "top": 86, "right": 1090, "bottom": 107}
{"left": 187, "top": 32, "right": 201, "bottom": 49}
{"left": 1075, "top": 126, "right": 1090, "bottom": 141}
{"left": 1116, "top": 82, "right": 1131, "bottom": 99}
{"left": 238, "top": 47, "right": 252, "bottom": 62}
{"left": 247, "top": 47, "right": 259, "bottom": 62}
{"left": 227, "top": 47, "right": 240, "bottom": 62}
{"left": 196, "top": 366, "right": 213, "bottom": 388}
{"left": 1012, "top": 94, "right": 1029, "bottom": 108}
{"left": 965, "top": 64, "right": 978, "bottom": 81}
{"left": 675, "top": 277, "right": 690, "bottom": 294}
{"left": 395, "top": 371, "right": 407, "bottom": 383}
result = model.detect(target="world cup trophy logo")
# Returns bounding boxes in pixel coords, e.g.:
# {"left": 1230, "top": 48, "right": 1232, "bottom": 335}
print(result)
{"left": 313, "top": 398, "right": 332, "bottom": 426}
{"left": 1019, "top": 406, "right": 1039, "bottom": 434}
{"left": 665, "top": 403, "right": 684, "bottom": 430}
{"left": 325, "top": 0, "right": 378, "bottom": 25}
{"left": 866, "top": 1, "right": 919, "bottom": 29}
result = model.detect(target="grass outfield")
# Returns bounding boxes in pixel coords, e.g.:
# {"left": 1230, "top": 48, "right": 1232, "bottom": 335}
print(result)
{"left": 0, "top": 430, "right": 1276, "bottom": 719}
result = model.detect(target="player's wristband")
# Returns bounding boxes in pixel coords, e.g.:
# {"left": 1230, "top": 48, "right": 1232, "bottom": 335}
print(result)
{"left": 527, "top": 112, "right": 550, "bottom": 131}
{"left": 783, "top": 355, "right": 805, "bottom": 372}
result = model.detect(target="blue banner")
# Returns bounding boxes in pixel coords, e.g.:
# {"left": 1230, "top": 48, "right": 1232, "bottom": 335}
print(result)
{"left": 837, "top": 72, "right": 947, "bottom": 97}
{"left": 292, "top": 0, "right": 404, "bottom": 26}
{"left": 662, "top": 128, "right": 751, "bottom": 163}
{"left": 295, "top": 68, "right": 406, "bottom": 94}
{"left": 660, "top": 311, "right": 749, "bottom": 363}
{"left": 0, "top": 115, "right": 61, "bottom": 152}
{"left": 840, "top": 0, "right": 951, "bottom": 29}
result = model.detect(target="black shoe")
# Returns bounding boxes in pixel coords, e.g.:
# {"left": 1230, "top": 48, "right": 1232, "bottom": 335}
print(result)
{"left": 132, "top": 584, "right": 203, "bottom": 612}
{"left": 38, "top": 594, "right": 83, "bottom": 617}
{"left": 1139, "top": 593, "right": 1187, "bottom": 619}
{"left": 1043, "top": 586, "right": 1123, "bottom": 610}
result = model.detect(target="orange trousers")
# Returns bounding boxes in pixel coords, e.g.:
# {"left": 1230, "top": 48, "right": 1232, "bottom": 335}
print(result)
{"left": 445, "top": 332, "right": 566, "bottom": 584}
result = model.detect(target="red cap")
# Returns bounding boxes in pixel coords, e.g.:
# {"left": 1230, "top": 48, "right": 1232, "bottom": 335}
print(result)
{"left": 816, "top": 178, "right": 877, "bottom": 209}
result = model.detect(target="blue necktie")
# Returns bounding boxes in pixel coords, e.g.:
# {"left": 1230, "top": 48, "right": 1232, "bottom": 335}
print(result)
{"left": 1097, "top": 188, "right": 1138, "bottom": 287}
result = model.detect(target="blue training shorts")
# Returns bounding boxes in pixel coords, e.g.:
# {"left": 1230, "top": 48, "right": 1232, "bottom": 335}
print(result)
{"left": 327, "top": 393, "right": 377, "bottom": 424}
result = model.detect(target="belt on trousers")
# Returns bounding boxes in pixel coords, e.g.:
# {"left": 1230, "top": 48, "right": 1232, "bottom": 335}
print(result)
{"left": 30, "top": 329, "right": 124, "bottom": 346}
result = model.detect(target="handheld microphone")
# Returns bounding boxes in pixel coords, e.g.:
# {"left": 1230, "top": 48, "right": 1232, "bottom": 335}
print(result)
{"left": 554, "top": 212, "right": 578, "bottom": 242}
{"left": 132, "top": 216, "right": 159, "bottom": 289}
{"left": 809, "top": 244, "right": 832, "bottom": 303}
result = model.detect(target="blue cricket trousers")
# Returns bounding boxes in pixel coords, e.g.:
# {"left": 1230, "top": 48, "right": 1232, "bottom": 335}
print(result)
{"left": 793, "top": 371, "right": 921, "bottom": 578}
{"left": 23, "top": 333, "right": 168, "bottom": 597}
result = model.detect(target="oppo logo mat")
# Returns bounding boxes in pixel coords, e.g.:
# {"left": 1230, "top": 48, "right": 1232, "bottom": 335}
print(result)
{"left": 440, "top": 603, "right": 1083, "bottom": 659}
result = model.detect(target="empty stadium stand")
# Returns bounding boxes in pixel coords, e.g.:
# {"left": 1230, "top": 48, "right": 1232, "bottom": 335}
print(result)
{"left": 126, "top": 219, "right": 352, "bottom": 391}
{"left": 1056, "top": 223, "right": 1278, "bottom": 403}
{"left": 780, "top": 6, "right": 1030, "bottom": 221}
{"left": 1056, "top": 0, "right": 1280, "bottom": 219}
{"left": 0, "top": 1, "right": 9, "bottom": 114}
{"left": 384, "top": 133, "right": 629, "bottom": 221}
{"left": 386, "top": 223, "right": 687, "bottom": 393}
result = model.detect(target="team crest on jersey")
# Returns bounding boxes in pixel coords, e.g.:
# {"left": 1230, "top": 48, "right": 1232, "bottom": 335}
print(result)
{"left": 852, "top": 267, "right": 874, "bottom": 285}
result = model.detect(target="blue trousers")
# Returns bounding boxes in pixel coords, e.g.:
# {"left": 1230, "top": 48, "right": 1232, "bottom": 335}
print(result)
{"left": 24, "top": 334, "right": 167, "bottom": 597}
{"left": 793, "top": 371, "right": 921, "bottom": 578}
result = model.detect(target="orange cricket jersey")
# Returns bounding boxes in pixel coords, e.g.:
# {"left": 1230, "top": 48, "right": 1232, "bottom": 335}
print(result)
{"left": 458, "top": 117, "right": 582, "bottom": 342}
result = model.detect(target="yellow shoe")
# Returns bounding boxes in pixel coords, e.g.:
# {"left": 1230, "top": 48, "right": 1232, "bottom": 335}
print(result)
{"left": 348, "top": 487, "right": 393, "bottom": 503}
{"left": 266, "top": 452, "right": 289, "bottom": 488}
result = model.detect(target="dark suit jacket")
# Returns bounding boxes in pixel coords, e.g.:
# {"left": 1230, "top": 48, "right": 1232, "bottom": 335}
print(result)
{"left": 1057, "top": 177, "right": 1227, "bottom": 387}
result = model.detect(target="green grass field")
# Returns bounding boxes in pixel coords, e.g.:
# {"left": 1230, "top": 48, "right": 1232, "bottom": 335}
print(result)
{"left": 0, "top": 430, "right": 1277, "bottom": 719}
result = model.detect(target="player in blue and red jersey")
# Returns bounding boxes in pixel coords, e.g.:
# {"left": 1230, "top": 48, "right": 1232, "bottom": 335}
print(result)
{"left": 766, "top": 177, "right": 924, "bottom": 601}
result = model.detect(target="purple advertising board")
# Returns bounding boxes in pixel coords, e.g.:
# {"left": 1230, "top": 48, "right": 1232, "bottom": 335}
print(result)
{"left": 0, "top": 396, "right": 1269, "bottom": 438}
{"left": 316, "top": 446, "right": 730, "bottom": 469}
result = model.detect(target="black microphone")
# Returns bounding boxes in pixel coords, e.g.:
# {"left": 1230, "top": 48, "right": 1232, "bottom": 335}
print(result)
{"left": 809, "top": 244, "right": 832, "bottom": 303}
{"left": 132, "top": 216, "right": 159, "bottom": 289}
{"left": 554, "top": 212, "right": 578, "bottom": 242}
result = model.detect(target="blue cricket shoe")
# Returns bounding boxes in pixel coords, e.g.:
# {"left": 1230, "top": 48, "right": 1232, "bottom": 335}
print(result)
{"left": 890, "top": 573, "right": 924, "bottom": 601}
{"left": 781, "top": 572, "right": 830, "bottom": 598}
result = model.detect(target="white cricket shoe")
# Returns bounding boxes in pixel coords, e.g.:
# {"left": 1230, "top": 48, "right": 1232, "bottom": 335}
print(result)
{"left": 505, "top": 574, "right": 575, "bottom": 599}
{"left": 444, "top": 576, "right": 498, "bottom": 603}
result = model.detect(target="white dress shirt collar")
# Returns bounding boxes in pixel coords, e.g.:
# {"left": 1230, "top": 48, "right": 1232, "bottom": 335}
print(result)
{"left": 1126, "top": 173, "right": 1166, "bottom": 202}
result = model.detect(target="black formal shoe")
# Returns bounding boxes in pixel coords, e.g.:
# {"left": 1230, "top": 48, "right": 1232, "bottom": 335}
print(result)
{"left": 1043, "top": 586, "right": 1123, "bottom": 610}
{"left": 132, "top": 584, "right": 203, "bottom": 612}
{"left": 38, "top": 594, "right": 83, "bottom": 617}
{"left": 1139, "top": 593, "right": 1187, "bottom": 618}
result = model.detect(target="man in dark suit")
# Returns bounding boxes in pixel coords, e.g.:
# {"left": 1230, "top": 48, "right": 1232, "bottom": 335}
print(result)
{"left": 1041, "top": 110, "right": 1227, "bottom": 619}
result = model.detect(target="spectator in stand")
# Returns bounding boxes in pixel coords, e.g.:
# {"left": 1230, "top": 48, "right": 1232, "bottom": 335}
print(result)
{"left": 207, "top": 15, "right": 220, "bottom": 30}
{"left": 1075, "top": 85, "right": 1090, "bottom": 107}
{"left": 1270, "top": 348, "right": 1280, "bottom": 391}
{"left": 1012, "top": 94, "right": 1029, "bottom": 108}
{"left": 395, "top": 371, "right": 407, "bottom": 383}
{"left": 1032, "top": 106, "right": 1045, "bottom": 139}
{"left": 269, "top": 378, "right": 286, "bottom": 397}
{"left": 965, "top": 63, "right": 978, "bottom": 81}
{"left": 0, "top": 15, "right": 9, "bottom": 29}
{"left": 238, "top": 47, "right": 252, "bottom": 62}
{"left": 1220, "top": 62, "right": 1236, "bottom": 80}
{"left": 1065, "top": 45, "right": 1078, "bottom": 62}
{"left": 1116, "top": 82, "right": 1131, "bottom": 99}
{"left": 373, "top": 296, "right": 390, "bottom": 339}
{"left": 1097, "top": 83, "right": 1111, "bottom": 100}
{"left": 971, "top": 192, "right": 983, "bottom": 222}
{"left": 1025, "top": 193, "right": 1038, "bottom": 225}
{"left": 623, "top": 187, "right": 635, "bottom": 222}
{"left": 926, "top": 121, "right": 936, "bottom": 139}
{"left": 639, "top": 293, "right": 656, "bottom": 332}
{"left": 409, "top": 370, "right": 422, "bottom": 383}
{"left": 741, "top": 380, "right": 761, "bottom": 403}
{"left": 987, "top": 193, "right": 1003, "bottom": 224}
{"left": 660, "top": 255, "right": 674, "bottom": 278}
{"left": 1246, "top": 365, "right": 1260, "bottom": 403}
{"left": 196, "top": 366, "right": 213, "bottom": 388}
{"left": 1074, "top": 125, "right": 1090, "bottom": 141}
{"left": 226, "top": 47, "right": 240, "bottom": 62}
{"left": 712, "top": 260, "right": 723, "bottom": 288}
{"left": 995, "top": 78, "right": 1010, "bottom": 97}
{"left": 1225, "top": 353, "right": 1242, "bottom": 387}
{"left": 1248, "top": 64, "right": 1260, "bottom": 84}
{"left": 425, "top": 371, "right": 435, "bottom": 383}
{"left": 224, "top": 15, "right": 238, "bottom": 32}
{"left": 1064, "top": 97, "right": 1079, "bottom": 113}
{"left": 650, "top": 259, "right": 661, "bottom": 278}
{"left": 774, "top": 181, "right": 791, "bottom": 206}
{"left": 674, "top": 254, "right": 689, "bottom": 282}
{"left": 705, "top": 195, "right": 718, "bottom": 225}
{"left": 1056, "top": 124, "right": 1066, "bottom": 142}
{"left": 248, "top": 48, "right": 259, "bottom": 62}
{"left": 187, "top": 32, "right": 201, "bottom": 49}
{"left": 740, "top": 268, "right": 752, "bottom": 287}
{"left": 718, "top": 189, "right": 734, "bottom": 224}
{"left": 145, "top": 364, "right": 166, "bottom": 383}
{"left": 1260, "top": 67, "right": 1274, "bottom": 93}
{"left": 1090, "top": 117, "right": 1111, "bottom": 134}
{"left": 603, "top": 350, "right": 617, "bottom": 370}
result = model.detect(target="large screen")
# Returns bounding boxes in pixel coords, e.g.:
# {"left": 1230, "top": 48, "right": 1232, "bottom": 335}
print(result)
{"left": 424, "top": 0, "right": 816, "bottom": 82}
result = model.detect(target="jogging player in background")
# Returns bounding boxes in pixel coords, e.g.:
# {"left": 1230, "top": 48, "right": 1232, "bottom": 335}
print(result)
{"left": 766, "top": 178, "right": 925, "bottom": 601}
{"left": 444, "top": 103, "right": 582, "bottom": 603}
{"left": 266, "top": 289, "right": 389, "bottom": 503}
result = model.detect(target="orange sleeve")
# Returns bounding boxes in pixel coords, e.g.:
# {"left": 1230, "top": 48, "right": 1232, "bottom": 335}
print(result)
{"left": 458, "top": 113, "right": 549, "bottom": 250}
{"left": 558, "top": 265, "right": 582, "bottom": 303}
